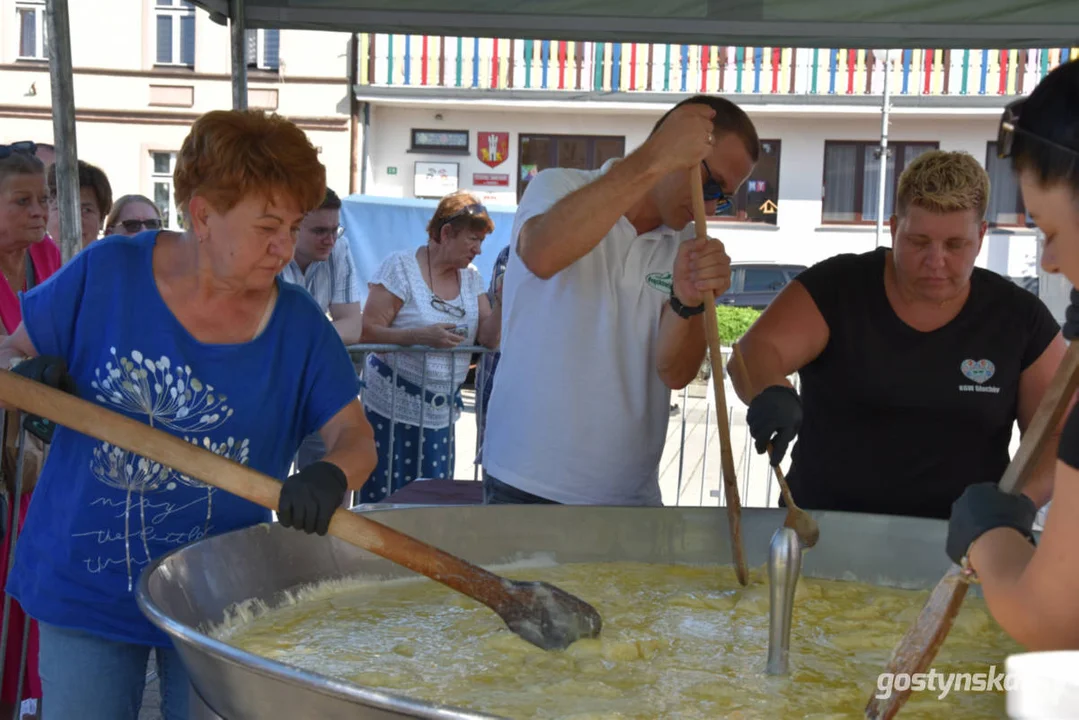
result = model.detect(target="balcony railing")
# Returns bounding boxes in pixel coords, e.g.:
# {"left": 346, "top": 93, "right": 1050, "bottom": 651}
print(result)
{"left": 356, "top": 35, "right": 1079, "bottom": 98}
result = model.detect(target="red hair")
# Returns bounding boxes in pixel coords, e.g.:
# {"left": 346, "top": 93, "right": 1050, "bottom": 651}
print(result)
{"left": 173, "top": 110, "right": 325, "bottom": 218}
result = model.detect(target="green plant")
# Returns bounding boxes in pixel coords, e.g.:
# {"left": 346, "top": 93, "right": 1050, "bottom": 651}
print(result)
{"left": 715, "top": 305, "right": 761, "bottom": 345}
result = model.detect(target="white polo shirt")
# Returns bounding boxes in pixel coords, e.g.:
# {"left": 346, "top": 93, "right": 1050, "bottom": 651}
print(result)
{"left": 482, "top": 160, "right": 691, "bottom": 505}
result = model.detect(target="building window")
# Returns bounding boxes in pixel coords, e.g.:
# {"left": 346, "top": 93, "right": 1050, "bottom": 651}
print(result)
{"left": 713, "top": 139, "right": 781, "bottom": 225}
{"left": 245, "top": 28, "right": 280, "bottom": 71}
{"left": 155, "top": 0, "right": 195, "bottom": 68}
{"left": 821, "top": 141, "right": 938, "bottom": 224}
{"left": 16, "top": 1, "right": 48, "bottom": 60}
{"left": 985, "top": 142, "right": 1033, "bottom": 228}
{"left": 151, "top": 152, "right": 179, "bottom": 229}
{"left": 518, "top": 134, "right": 625, "bottom": 201}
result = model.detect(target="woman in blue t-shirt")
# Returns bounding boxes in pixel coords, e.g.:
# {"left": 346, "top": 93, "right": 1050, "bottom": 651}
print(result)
{"left": 946, "top": 58, "right": 1079, "bottom": 650}
{"left": 0, "top": 109, "right": 377, "bottom": 720}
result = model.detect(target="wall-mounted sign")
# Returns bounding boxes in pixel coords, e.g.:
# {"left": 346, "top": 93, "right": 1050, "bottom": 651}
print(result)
{"left": 410, "top": 129, "right": 469, "bottom": 154}
{"left": 415, "top": 161, "right": 459, "bottom": 198}
{"left": 473, "top": 173, "right": 510, "bottom": 187}
{"left": 386, "top": 166, "right": 398, "bottom": 175}
{"left": 477, "top": 131, "right": 509, "bottom": 168}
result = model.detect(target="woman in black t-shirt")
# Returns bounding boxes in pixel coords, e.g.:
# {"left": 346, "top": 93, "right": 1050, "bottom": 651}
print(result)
{"left": 946, "top": 59, "right": 1079, "bottom": 651}
{"left": 730, "top": 149, "right": 1066, "bottom": 521}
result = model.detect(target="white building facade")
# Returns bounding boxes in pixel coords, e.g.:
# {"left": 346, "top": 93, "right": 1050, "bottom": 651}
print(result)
{"left": 1, "top": 0, "right": 356, "bottom": 228}
{"left": 2, "top": 5, "right": 1076, "bottom": 310}
{"left": 353, "top": 38, "right": 1079, "bottom": 296}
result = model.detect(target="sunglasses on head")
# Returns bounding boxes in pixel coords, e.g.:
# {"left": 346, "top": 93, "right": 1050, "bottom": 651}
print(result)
{"left": 997, "top": 97, "right": 1079, "bottom": 160}
{"left": 0, "top": 141, "right": 37, "bottom": 160}
{"left": 439, "top": 203, "right": 488, "bottom": 229}
{"left": 701, "top": 161, "right": 733, "bottom": 214}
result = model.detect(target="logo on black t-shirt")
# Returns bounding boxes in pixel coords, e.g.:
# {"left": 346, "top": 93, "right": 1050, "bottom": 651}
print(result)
{"left": 958, "top": 359, "right": 1001, "bottom": 394}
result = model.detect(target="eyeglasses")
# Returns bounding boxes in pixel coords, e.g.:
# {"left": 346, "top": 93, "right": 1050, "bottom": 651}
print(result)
{"left": 430, "top": 296, "right": 466, "bottom": 319}
{"left": 308, "top": 225, "right": 345, "bottom": 240}
{"left": 701, "top": 161, "right": 733, "bottom": 214}
{"left": 997, "top": 97, "right": 1079, "bottom": 159}
{"left": 0, "top": 141, "right": 37, "bottom": 160}
{"left": 115, "top": 219, "right": 162, "bottom": 233}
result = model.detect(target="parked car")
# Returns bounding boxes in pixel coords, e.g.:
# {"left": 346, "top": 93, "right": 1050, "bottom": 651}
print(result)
{"left": 716, "top": 262, "right": 808, "bottom": 310}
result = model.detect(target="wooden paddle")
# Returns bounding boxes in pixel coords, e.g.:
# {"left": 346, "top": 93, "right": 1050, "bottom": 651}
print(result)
{"left": 0, "top": 369, "right": 602, "bottom": 652}
{"left": 865, "top": 340, "right": 1079, "bottom": 719}
{"left": 689, "top": 167, "right": 748, "bottom": 586}
{"left": 730, "top": 343, "right": 819, "bottom": 548}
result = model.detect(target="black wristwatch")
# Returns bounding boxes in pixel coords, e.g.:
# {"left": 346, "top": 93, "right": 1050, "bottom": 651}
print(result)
{"left": 669, "top": 289, "right": 705, "bottom": 319}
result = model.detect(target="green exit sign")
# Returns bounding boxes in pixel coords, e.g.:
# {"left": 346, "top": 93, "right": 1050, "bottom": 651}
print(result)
{"left": 386, "top": 166, "right": 398, "bottom": 175}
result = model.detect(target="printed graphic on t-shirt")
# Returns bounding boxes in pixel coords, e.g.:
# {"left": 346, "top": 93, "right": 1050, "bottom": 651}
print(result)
{"left": 83, "top": 347, "right": 251, "bottom": 590}
{"left": 646, "top": 271, "right": 673, "bottom": 295}
{"left": 958, "top": 358, "right": 1000, "bottom": 394}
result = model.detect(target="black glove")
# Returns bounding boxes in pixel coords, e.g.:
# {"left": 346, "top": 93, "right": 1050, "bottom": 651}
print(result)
{"left": 946, "top": 483, "right": 1037, "bottom": 567}
{"left": 746, "top": 385, "right": 802, "bottom": 465}
{"left": 1064, "top": 287, "right": 1079, "bottom": 341}
{"left": 11, "top": 355, "right": 76, "bottom": 443}
{"left": 278, "top": 461, "right": 347, "bottom": 536}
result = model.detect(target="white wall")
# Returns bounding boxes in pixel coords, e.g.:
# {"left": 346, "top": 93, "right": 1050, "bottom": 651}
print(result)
{"left": 0, "top": 0, "right": 354, "bottom": 224}
{"left": 367, "top": 103, "right": 1039, "bottom": 277}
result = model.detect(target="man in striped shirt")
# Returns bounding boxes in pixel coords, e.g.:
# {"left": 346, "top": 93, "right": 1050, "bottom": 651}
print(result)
{"left": 280, "top": 187, "right": 363, "bottom": 473}
{"left": 280, "top": 187, "right": 363, "bottom": 345}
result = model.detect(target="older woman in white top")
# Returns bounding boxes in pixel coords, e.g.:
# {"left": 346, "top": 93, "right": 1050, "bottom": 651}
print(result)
{"left": 360, "top": 191, "right": 501, "bottom": 501}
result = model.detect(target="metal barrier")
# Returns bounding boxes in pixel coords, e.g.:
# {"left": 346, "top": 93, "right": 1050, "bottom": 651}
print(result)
{"left": 339, "top": 343, "right": 798, "bottom": 510}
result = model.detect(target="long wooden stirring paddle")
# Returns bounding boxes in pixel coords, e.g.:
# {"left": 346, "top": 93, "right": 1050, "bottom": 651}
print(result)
{"left": 689, "top": 167, "right": 748, "bottom": 586}
{"left": 865, "top": 341, "right": 1079, "bottom": 719}
{"left": 730, "top": 343, "right": 819, "bottom": 548}
{"left": 0, "top": 370, "right": 602, "bottom": 652}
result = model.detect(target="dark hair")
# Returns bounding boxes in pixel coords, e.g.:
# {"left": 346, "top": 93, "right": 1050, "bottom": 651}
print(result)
{"left": 651, "top": 95, "right": 761, "bottom": 162}
{"left": 1010, "top": 59, "right": 1079, "bottom": 189}
{"left": 320, "top": 187, "right": 341, "bottom": 211}
{"left": 47, "top": 159, "right": 113, "bottom": 218}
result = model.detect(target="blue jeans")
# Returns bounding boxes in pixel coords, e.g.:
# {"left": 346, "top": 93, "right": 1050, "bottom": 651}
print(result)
{"left": 37, "top": 622, "right": 189, "bottom": 720}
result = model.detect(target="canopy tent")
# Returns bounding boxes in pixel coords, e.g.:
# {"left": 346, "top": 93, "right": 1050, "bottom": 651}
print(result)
{"left": 191, "top": 0, "right": 1079, "bottom": 48}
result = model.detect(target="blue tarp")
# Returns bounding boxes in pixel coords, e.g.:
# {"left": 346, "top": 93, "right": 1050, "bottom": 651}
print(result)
{"left": 340, "top": 194, "right": 518, "bottom": 305}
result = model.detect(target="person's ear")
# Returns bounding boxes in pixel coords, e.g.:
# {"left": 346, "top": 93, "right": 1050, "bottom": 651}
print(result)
{"left": 187, "top": 195, "right": 213, "bottom": 241}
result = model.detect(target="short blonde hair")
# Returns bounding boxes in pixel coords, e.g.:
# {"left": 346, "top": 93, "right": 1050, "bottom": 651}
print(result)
{"left": 173, "top": 110, "right": 325, "bottom": 219}
{"left": 895, "top": 150, "right": 990, "bottom": 220}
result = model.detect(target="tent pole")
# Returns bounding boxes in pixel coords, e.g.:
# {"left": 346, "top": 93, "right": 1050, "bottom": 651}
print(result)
{"left": 230, "top": 0, "right": 248, "bottom": 110}
{"left": 875, "top": 49, "right": 892, "bottom": 248}
{"left": 45, "top": 0, "right": 82, "bottom": 263}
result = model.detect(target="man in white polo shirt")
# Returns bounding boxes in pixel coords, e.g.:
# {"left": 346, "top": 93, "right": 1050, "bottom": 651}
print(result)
{"left": 482, "top": 95, "right": 759, "bottom": 505}
{"left": 280, "top": 187, "right": 364, "bottom": 345}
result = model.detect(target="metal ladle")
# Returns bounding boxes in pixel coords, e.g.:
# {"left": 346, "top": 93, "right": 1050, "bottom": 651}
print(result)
{"left": 766, "top": 526, "right": 803, "bottom": 675}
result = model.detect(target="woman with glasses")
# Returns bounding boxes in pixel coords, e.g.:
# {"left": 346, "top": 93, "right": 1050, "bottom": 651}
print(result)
{"left": 0, "top": 141, "right": 59, "bottom": 720}
{"left": 946, "top": 58, "right": 1079, "bottom": 650}
{"left": 731, "top": 148, "right": 1066, "bottom": 520}
{"left": 103, "top": 194, "right": 163, "bottom": 237}
{"left": 46, "top": 159, "right": 112, "bottom": 249}
{"left": 360, "top": 191, "right": 501, "bottom": 502}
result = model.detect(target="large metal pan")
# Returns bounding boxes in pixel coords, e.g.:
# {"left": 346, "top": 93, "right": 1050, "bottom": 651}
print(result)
{"left": 136, "top": 505, "right": 991, "bottom": 720}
